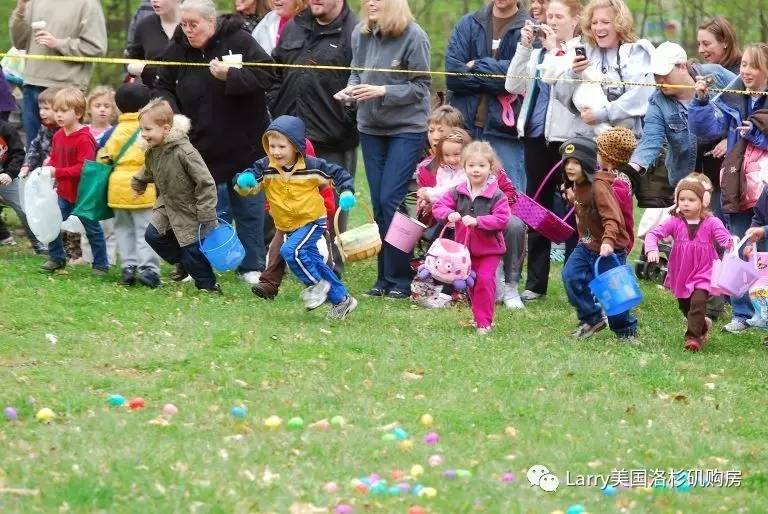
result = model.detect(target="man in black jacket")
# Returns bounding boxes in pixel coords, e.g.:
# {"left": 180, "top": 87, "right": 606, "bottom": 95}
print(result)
{"left": 270, "top": 0, "right": 359, "bottom": 234}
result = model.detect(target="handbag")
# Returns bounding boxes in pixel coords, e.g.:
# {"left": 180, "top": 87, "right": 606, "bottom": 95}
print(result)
{"left": 510, "top": 160, "right": 575, "bottom": 243}
{"left": 630, "top": 148, "right": 675, "bottom": 208}
{"left": 72, "top": 129, "right": 140, "bottom": 221}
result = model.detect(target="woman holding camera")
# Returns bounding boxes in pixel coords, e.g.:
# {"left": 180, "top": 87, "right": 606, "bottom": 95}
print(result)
{"left": 505, "top": 0, "right": 582, "bottom": 301}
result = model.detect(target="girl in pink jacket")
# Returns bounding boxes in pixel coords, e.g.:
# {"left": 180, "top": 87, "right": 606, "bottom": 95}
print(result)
{"left": 645, "top": 176, "right": 733, "bottom": 352}
{"left": 433, "top": 142, "right": 512, "bottom": 335}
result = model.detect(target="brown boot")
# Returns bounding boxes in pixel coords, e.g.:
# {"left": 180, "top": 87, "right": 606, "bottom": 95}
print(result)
{"left": 40, "top": 259, "right": 66, "bottom": 272}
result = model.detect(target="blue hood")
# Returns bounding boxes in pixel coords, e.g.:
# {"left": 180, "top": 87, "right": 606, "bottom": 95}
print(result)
{"left": 261, "top": 115, "right": 307, "bottom": 157}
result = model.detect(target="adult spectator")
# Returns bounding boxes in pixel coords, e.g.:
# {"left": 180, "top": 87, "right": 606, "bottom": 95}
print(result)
{"left": 690, "top": 43, "right": 768, "bottom": 333}
{"left": 698, "top": 16, "right": 742, "bottom": 75}
{"left": 549, "top": 0, "right": 654, "bottom": 138}
{"left": 155, "top": 0, "right": 274, "bottom": 285}
{"left": 235, "top": 0, "right": 269, "bottom": 32}
{"left": 252, "top": 0, "right": 307, "bottom": 55}
{"left": 125, "top": 0, "right": 181, "bottom": 88}
{"left": 506, "top": 0, "right": 581, "bottom": 302}
{"left": 270, "top": 0, "right": 358, "bottom": 248}
{"left": 127, "top": 0, "right": 155, "bottom": 50}
{"left": 10, "top": 0, "right": 107, "bottom": 143}
{"left": 446, "top": 0, "right": 530, "bottom": 191}
{"left": 341, "top": 0, "right": 430, "bottom": 299}
{"left": 530, "top": 0, "right": 549, "bottom": 23}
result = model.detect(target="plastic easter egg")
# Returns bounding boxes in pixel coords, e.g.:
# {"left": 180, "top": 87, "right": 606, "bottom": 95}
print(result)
{"left": 411, "top": 464, "right": 424, "bottom": 478}
{"left": 350, "top": 478, "right": 362, "bottom": 488}
{"left": 391, "top": 469, "right": 405, "bottom": 480}
{"left": 455, "top": 469, "right": 471, "bottom": 478}
{"left": 501, "top": 472, "right": 516, "bottom": 483}
{"left": 676, "top": 482, "right": 691, "bottom": 493}
{"left": 313, "top": 419, "right": 330, "bottom": 431}
{"left": 423, "top": 432, "right": 439, "bottom": 445}
{"left": 393, "top": 427, "right": 409, "bottom": 440}
{"left": 420, "top": 414, "right": 434, "bottom": 427}
{"left": 324, "top": 482, "right": 338, "bottom": 493}
{"left": 287, "top": 416, "right": 304, "bottom": 429}
{"left": 382, "top": 433, "right": 397, "bottom": 442}
{"left": 330, "top": 415, "right": 346, "bottom": 427}
{"left": 369, "top": 473, "right": 380, "bottom": 483}
{"left": 398, "top": 482, "right": 411, "bottom": 493}
{"left": 427, "top": 454, "right": 443, "bottom": 467}
{"left": 408, "top": 507, "right": 427, "bottom": 514}
{"left": 128, "top": 397, "right": 145, "bottom": 410}
{"left": 355, "top": 483, "right": 368, "bottom": 494}
{"left": 231, "top": 406, "right": 247, "bottom": 418}
{"left": 388, "top": 485, "right": 402, "bottom": 496}
{"left": 399, "top": 439, "right": 414, "bottom": 451}
{"left": 335, "top": 504, "right": 353, "bottom": 514}
{"left": 601, "top": 485, "right": 618, "bottom": 496}
{"left": 411, "top": 484, "right": 424, "bottom": 497}
{"left": 370, "top": 482, "right": 387, "bottom": 495}
{"left": 264, "top": 415, "right": 282, "bottom": 429}
{"left": 4, "top": 407, "right": 17, "bottom": 421}
{"left": 36, "top": 407, "right": 55, "bottom": 423}
{"left": 443, "top": 470, "right": 457, "bottom": 479}
{"left": 419, "top": 487, "right": 437, "bottom": 499}
{"left": 162, "top": 403, "right": 178, "bottom": 416}
{"left": 566, "top": 505, "right": 586, "bottom": 514}
{"left": 107, "top": 394, "right": 125, "bottom": 406}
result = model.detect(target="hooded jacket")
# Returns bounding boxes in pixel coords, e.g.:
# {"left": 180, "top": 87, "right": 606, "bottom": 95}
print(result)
{"left": 49, "top": 126, "right": 96, "bottom": 204}
{"left": 235, "top": 116, "right": 354, "bottom": 233}
{"left": 131, "top": 115, "right": 217, "bottom": 247}
{"left": 269, "top": 3, "right": 359, "bottom": 150}
{"left": 572, "top": 171, "right": 630, "bottom": 253}
{"left": 100, "top": 113, "right": 156, "bottom": 210}
{"left": 155, "top": 14, "right": 274, "bottom": 184}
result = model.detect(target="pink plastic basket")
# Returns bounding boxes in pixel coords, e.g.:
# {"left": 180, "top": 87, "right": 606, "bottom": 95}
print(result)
{"left": 510, "top": 160, "right": 575, "bottom": 243}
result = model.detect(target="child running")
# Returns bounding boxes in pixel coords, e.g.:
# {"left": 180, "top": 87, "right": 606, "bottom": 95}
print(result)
{"left": 235, "top": 115, "right": 358, "bottom": 319}
{"left": 432, "top": 142, "right": 512, "bottom": 334}
{"left": 645, "top": 175, "right": 733, "bottom": 351}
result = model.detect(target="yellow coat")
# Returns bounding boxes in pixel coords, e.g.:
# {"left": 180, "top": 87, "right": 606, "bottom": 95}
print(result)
{"left": 101, "top": 113, "right": 156, "bottom": 209}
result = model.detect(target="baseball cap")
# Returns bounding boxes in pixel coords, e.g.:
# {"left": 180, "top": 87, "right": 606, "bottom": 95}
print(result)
{"left": 650, "top": 42, "right": 688, "bottom": 76}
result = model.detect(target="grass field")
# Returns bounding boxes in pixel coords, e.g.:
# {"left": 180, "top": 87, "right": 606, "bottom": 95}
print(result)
{"left": 2, "top": 182, "right": 768, "bottom": 514}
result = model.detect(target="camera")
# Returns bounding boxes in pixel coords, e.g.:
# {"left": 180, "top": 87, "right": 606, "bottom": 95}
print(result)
{"left": 531, "top": 22, "right": 544, "bottom": 37}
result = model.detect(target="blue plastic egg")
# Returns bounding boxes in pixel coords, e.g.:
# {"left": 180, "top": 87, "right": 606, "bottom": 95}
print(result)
{"left": 393, "top": 427, "right": 408, "bottom": 440}
{"left": 230, "top": 406, "right": 247, "bottom": 418}
{"left": 566, "top": 505, "right": 586, "bottom": 514}
{"left": 107, "top": 394, "right": 125, "bottom": 406}
{"left": 602, "top": 485, "right": 618, "bottom": 496}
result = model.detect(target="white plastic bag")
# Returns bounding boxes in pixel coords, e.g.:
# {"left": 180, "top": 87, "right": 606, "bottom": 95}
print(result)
{"left": 23, "top": 168, "right": 62, "bottom": 244}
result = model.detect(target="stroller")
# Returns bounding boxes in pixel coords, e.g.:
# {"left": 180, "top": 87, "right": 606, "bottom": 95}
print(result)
{"left": 634, "top": 207, "right": 672, "bottom": 284}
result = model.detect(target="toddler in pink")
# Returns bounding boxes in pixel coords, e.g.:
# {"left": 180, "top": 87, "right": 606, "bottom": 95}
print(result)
{"left": 645, "top": 176, "right": 733, "bottom": 351}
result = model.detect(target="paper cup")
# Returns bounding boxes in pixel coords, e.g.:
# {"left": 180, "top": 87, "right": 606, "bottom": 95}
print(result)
{"left": 221, "top": 53, "right": 243, "bottom": 69}
{"left": 31, "top": 21, "right": 46, "bottom": 30}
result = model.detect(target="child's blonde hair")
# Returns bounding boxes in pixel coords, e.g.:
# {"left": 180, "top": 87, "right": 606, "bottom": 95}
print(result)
{"left": 461, "top": 141, "right": 501, "bottom": 171}
{"left": 138, "top": 98, "right": 174, "bottom": 126}
{"left": 38, "top": 87, "right": 61, "bottom": 107}
{"left": 427, "top": 105, "right": 464, "bottom": 129}
{"left": 86, "top": 86, "right": 116, "bottom": 122}
{"left": 53, "top": 87, "right": 87, "bottom": 118}
{"left": 435, "top": 128, "right": 472, "bottom": 166}
{"left": 741, "top": 43, "right": 768, "bottom": 83}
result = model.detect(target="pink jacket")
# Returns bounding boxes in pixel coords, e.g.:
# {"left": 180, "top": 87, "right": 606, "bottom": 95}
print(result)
{"left": 432, "top": 180, "right": 511, "bottom": 257}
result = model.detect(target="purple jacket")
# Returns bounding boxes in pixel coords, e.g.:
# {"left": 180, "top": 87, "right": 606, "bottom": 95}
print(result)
{"left": 432, "top": 180, "right": 511, "bottom": 256}
{"left": 0, "top": 69, "right": 16, "bottom": 113}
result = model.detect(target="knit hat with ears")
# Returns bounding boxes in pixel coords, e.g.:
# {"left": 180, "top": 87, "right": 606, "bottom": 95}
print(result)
{"left": 673, "top": 179, "right": 707, "bottom": 218}
{"left": 596, "top": 126, "right": 638, "bottom": 166}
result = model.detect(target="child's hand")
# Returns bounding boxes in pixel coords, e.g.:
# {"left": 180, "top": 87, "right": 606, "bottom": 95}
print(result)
{"left": 646, "top": 250, "right": 659, "bottom": 263}
{"left": 236, "top": 172, "right": 257, "bottom": 189}
{"left": 19, "top": 166, "right": 29, "bottom": 178}
{"left": 462, "top": 215, "right": 477, "bottom": 228}
{"left": 416, "top": 187, "right": 429, "bottom": 201}
{"left": 339, "top": 191, "right": 356, "bottom": 211}
{"left": 0, "top": 173, "right": 11, "bottom": 186}
{"left": 744, "top": 245, "right": 754, "bottom": 258}
{"left": 447, "top": 212, "right": 461, "bottom": 223}
{"left": 599, "top": 242, "right": 613, "bottom": 257}
{"left": 745, "top": 226, "right": 766, "bottom": 242}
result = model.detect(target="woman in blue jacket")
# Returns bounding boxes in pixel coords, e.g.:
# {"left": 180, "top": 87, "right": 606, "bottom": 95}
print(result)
{"left": 689, "top": 43, "right": 768, "bottom": 333}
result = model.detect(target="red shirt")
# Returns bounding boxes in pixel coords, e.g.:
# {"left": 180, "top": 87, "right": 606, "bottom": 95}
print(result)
{"left": 49, "top": 126, "right": 96, "bottom": 203}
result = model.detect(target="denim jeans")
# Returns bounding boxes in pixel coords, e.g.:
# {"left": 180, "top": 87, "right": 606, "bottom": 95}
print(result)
{"left": 223, "top": 180, "right": 266, "bottom": 273}
{"left": 22, "top": 85, "right": 45, "bottom": 144}
{"left": 49, "top": 198, "right": 109, "bottom": 269}
{"left": 145, "top": 223, "right": 216, "bottom": 290}
{"left": 562, "top": 244, "right": 637, "bottom": 336}
{"left": 360, "top": 131, "right": 425, "bottom": 293}
{"left": 469, "top": 128, "right": 526, "bottom": 191}
{"left": 216, "top": 183, "right": 233, "bottom": 224}
{"left": 281, "top": 218, "right": 347, "bottom": 305}
{"left": 728, "top": 210, "right": 757, "bottom": 321}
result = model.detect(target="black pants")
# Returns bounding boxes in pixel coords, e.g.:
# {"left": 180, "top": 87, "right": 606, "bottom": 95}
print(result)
{"left": 523, "top": 137, "right": 578, "bottom": 294}
{"left": 145, "top": 224, "right": 216, "bottom": 290}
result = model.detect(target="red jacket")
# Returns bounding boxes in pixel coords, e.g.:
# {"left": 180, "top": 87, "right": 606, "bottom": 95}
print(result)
{"left": 49, "top": 126, "right": 96, "bottom": 203}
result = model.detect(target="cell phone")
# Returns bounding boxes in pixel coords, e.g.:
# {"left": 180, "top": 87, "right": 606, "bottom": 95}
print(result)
{"left": 575, "top": 46, "right": 587, "bottom": 59}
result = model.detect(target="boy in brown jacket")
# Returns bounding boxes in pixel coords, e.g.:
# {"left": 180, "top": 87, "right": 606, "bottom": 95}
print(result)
{"left": 131, "top": 99, "right": 220, "bottom": 292}
{"left": 560, "top": 130, "right": 638, "bottom": 342}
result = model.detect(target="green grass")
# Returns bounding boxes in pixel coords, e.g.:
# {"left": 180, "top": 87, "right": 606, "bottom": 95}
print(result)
{"left": 2, "top": 187, "right": 768, "bottom": 514}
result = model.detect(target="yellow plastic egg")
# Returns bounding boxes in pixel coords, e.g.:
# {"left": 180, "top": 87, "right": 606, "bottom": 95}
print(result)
{"left": 36, "top": 407, "right": 55, "bottom": 423}
{"left": 410, "top": 464, "right": 424, "bottom": 478}
{"left": 420, "top": 413, "right": 434, "bottom": 427}
{"left": 419, "top": 486, "right": 437, "bottom": 498}
{"left": 264, "top": 415, "right": 282, "bottom": 429}
{"left": 399, "top": 439, "right": 414, "bottom": 451}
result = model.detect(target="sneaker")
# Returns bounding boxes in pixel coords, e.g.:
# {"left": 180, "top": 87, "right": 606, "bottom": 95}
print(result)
{"left": 386, "top": 289, "right": 410, "bottom": 300}
{"left": 40, "top": 259, "right": 66, "bottom": 272}
{"left": 0, "top": 236, "right": 16, "bottom": 246}
{"left": 503, "top": 283, "right": 524, "bottom": 310}
{"left": 239, "top": 271, "right": 262, "bottom": 286}
{"left": 618, "top": 333, "right": 639, "bottom": 346}
{"left": 91, "top": 267, "right": 108, "bottom": 277}
{"left": 476, "top": 326, "right": 491, "bottom": 335}
{"left": 170, "top": 263, "right": 189, "bottom": 282}
{"left": 136, "top": 269, "right": 161, "bottom": 289}
{"left": 520, "top": 289, "right": 545, "bottom": 302}
{"left": 570, "top": 318, "right": 607, "bottom": 338}
{"left": 366, "top": 285, "right": 387, "bottom": 297}
{"left": 723, "top": 318, "right": 749, "bottom": 333}
{"left": 32, "top": 241, "right": 48, "bottom": 255}
{"left": 684, "top": 338, "right": 701, "bottom": 352}
{"left": 328, "top": 295, "right": 358, "bottom": 320}
{"left": 251, "top": 283, "right": 277, "bottom": 300}
{"left": 200, "top": 284, "right": 222, "bottom": 294}
{"left": 119, "top": 266, "right": 137, "bottom": 286}
{"left": 301, "top": 280, "right": 331, "bottom": 310}
{"left": 504, "top": 296, "right": 525, "bottom": 310}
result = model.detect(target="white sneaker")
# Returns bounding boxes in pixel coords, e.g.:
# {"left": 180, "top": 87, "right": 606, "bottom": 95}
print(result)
{"left": 301, "top": 279, "right": 331, "bottom": 310}
{"left": 239, "top": 271, "right": 262, "bottom": 285}
{"left": 504, "top": 296, "right": 525, "bottom": 310}
{"left": 502, "top": 283, "right": 524, "bottom": 310}
{"left": 723, "top": 318, "right": 749, "bottom": 333}
{"left": 182, "top": 275, "right": 193, "bottom": 283}
{"left": 476, "top": 326, "right": 491, "bottom": 335}
{"left": 494, "top": 264, "right": 505, "bottom": 304}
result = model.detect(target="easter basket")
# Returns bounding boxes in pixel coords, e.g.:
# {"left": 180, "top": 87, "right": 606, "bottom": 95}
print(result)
{"left": 510, "top": 160, "right": 575, "bottom": 244}
{"left": 334, "top": 200, "right": 381, "bottom": 262}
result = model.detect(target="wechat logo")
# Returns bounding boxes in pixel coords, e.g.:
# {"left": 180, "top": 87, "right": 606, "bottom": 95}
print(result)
{"left": 527, "top": 464, "right": 559, "bottom": 492}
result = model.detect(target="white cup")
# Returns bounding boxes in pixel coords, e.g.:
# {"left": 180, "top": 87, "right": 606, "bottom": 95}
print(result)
{"left": 31, "top": 20, "right": 46, "bottom": 31}
{"left": 221, "top": 53, "right": 243, "bottom": 69}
